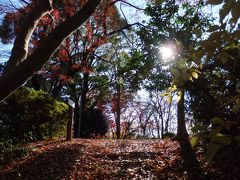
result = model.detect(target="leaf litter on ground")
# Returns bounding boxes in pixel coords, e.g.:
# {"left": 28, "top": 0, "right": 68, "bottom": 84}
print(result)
{"left": 0, "top": 139, "right": 239, "bottom": 179}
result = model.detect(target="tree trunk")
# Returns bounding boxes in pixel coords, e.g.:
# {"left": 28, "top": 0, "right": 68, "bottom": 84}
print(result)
{"left": 155, "top": 117, "right": 160, "bottom": 139}
{"left": 79, "top": 73, "right": 89, "bottom": 138}
{"left": 161, "top": 117, "right": 164, "bottom": 138}
{"left": 73, "top": 97, "right": 80, "bottom": 138}
{"left": 116, "top": 82, "right": 121, "bottom": 139}
{"left": 176, "top": 89, "right": 203, "bottom": 179}
{"left": 66, "top": 105, "right": 73, "bottom": 141}
{"left": 165, "top": 102, "right": 171, "bottom": 133}
{"left": 31, "top": 75, "right": 41, "bottom": 91}
{"left": 51, "top": 81, "right": 62, "bottom": 98}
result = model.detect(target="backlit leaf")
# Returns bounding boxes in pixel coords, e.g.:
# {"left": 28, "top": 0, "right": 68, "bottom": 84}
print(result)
{"left": 212, "top": 133, "right": 232, "bottom": 145}
{"left": 210, "top": 117, "right": 224, "bottom": 125}
{"left": 192, "top": 72, "right": 198, "bottom": 79}
{"left": 204, "top": 142, "right": 222, "bottom": 164}
{"left": 167, "top": 94, "right": 172, "bottom": 104}
{"left": 190, "top": 134, "right": 201, "bottom": 148}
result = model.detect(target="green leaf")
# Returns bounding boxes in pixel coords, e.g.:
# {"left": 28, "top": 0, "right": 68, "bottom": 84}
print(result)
{"left": 192, "top": 72, "right": 198, "bottom": 79}
{"left": 189, "top": 76, "right": 193, "bottom": 82}
{"left": 210, "top": 117, "right": 224, "bottom": 125}
{"left": 190, "top": 134, "right": 201, "bottom": 148}
{"left": 212, "top": 133, "right": 232, "bottom": 145}
{"left": 206, "top": 0, "right": 223, "bottom": 5}
{"left": 167, "top": 94, "right": 172, "bottom": 104}
{"left": 203, "top": 142, "right": 222, "bottom": 164}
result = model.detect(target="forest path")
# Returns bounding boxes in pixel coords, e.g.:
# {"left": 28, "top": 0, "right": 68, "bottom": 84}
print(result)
{"left": 0, "top": 139, "right": 183, "bottom": 179}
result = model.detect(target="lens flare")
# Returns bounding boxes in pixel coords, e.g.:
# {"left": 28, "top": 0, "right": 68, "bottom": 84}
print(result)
{"left": 160, "top": 46, "right": 174, "bottom": 60}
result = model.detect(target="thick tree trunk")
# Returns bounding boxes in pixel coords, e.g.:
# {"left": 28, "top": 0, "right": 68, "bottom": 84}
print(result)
{"left": 0, "top": 0, "right": 101, "bottom": 102}
{"left": 176, "top": 89, "right": 203, "bottom": 179}
{"left": 176, "top": 89, "right": 188, "bottom": 138}
{"left": 116, "top": 82, "right": 121, "bottom": 139}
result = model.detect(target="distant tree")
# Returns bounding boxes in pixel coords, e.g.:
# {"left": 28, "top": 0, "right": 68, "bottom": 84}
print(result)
{"left": 149, "top": 91, "right": 177, "bottom": 138}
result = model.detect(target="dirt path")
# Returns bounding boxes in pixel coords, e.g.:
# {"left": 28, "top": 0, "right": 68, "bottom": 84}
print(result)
{"left": 0, "top": 139, "right": 183, "bottom": 179}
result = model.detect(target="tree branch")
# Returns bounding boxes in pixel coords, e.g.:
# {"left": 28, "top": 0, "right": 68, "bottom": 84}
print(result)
{"left": 4, "top": 0, "right": 53, "bottom": 74}
{"left": 0, "top": 0, "right": 102, "bottom": 102}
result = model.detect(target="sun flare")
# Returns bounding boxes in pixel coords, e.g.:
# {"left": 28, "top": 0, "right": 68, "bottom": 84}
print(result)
{"left": 160, "top": 46, "right": 174, "bottom": 60}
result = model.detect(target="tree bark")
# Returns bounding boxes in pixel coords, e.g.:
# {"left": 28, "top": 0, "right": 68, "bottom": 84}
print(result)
{"left": 116, "top": 82, "right": 121, "bottom": 139}
{"left": 66, "top": 105, "right": 73, "bottom": 141}
{"left": 176, "top": 89, "right": 203, "bottom": 179}
{"left": 0, "top": 0, "right": 102, "bottom": 102}
{"left": 31, "top": 74, "right": 41, "bottom": 91}
{"left": 73, "top": 96, "right": 80, "bottom": 138}
{"left": 4, "top": 0, "right": 53, "bottom": 74}
{"left": 79, "top": 73, "right": 89, "bottom": 138}
{"left": 176, "top": 89, "right": 188, "bottom": 138}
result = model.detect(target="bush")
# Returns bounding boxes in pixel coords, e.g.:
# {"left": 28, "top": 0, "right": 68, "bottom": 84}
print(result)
{"left": 0, "top": 87, "right": 69, "bottom": 142}
{"left": 80, "top": 108, "right": 109, "bottom": 138}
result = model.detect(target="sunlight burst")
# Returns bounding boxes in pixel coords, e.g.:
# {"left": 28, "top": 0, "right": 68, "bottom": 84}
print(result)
{"left": 160, "top": 46, "right": 174, "bottom": 60}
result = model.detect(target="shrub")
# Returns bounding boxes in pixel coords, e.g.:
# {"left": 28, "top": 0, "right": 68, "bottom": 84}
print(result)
{"left": 80, "top": 108, "right": 109, "bottom": 138}
{"left": 0, "top": 87, "right": 69, "bottom": 142}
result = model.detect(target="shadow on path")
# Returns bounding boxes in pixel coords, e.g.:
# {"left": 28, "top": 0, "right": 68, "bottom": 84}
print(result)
{"left": 1, "top": 143, "right": 85, "bottom": 180}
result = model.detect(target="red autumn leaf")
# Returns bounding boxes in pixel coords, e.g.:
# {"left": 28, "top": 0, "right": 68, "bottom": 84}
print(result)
{"left": 71, "top": 64, "right": 82, "bottom": 72}
{"left": 82, "top": 66, "right": 93, "bottom": 74}
{"left": 52, "top": 9, "right": 60, "bottom": 19}
{"left": 58, "top": 49, "right": 70, "bottom": 62}
{"left": 51, "top": 65, "right": 60, "bottom": 72}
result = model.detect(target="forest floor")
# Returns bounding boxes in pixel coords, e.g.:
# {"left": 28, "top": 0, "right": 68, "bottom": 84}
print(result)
{"left": 0, "top": 139, "right": 239, "bottom": 180}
